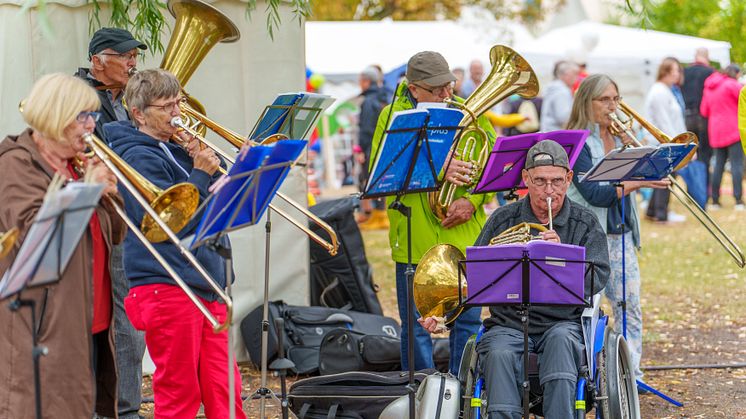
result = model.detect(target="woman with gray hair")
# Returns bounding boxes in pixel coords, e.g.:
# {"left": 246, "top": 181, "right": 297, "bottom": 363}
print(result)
{"left": 104, "top": 68, "right": 245, "bottom": 418}
{"left": 566, "top": 74, "right": 669, "bottom": 384}
{"left": 0, "top": 73, "right": 124, "bottom": 418}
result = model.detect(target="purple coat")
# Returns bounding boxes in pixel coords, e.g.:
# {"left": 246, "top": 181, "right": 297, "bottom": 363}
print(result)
{"left": 700, "top": 72, "right": 743, "bottom": 148}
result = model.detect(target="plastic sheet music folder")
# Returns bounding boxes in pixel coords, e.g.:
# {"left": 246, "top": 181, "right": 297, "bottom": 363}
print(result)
{"left": 465, "top": 241, "right": 586, "bottom": 306}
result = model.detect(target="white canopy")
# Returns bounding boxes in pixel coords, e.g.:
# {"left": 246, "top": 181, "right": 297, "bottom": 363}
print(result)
{"left": 305, "top": 19, "right": 535, "bottom": 77}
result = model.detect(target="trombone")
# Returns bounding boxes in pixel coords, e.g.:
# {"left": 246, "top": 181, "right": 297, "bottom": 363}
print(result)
{"left": 83, "top": 133, "right": 234, "bottom": 332}
{"left": 609, "top": 102, "right": 745, "bottom": 268}
{"left": 170, "top": 110, "right": 340, "bottom": 256}
{"left": 0, "top": 227, "right": 19, "bottom": 258}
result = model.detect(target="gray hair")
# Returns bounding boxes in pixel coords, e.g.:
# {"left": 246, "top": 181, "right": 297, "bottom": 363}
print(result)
{"left": 556, "top": 61, "right": 580, "bottom": 78}
{"left": 360, "top": 66, "right": 380, "bottom": 83}
{"left": 566, "top": 74, "right": 618, "bottom": 130}
{"left": 124, "top": 68, "right": 181, "bottom": 124}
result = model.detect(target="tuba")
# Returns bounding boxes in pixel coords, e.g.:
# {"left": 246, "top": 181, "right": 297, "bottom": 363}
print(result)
{"left": 609, "top": 102, "right": 745, "bottom": 268}
{"left": 428, "top": 45, "right": 539, "bottom": 220}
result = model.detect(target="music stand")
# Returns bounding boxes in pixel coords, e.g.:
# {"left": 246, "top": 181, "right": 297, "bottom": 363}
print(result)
{"left": 362, "top": 106, "right": 463, "bottom": 419}
{"left": 580, "top": 143, "right": 694, "bottom": 408}
{"left": 472, "top": 130, "right": 589, "bottom": 200}
{"left": 192, "top": 139, "right": 307, "bottom": 419}
{"left": 458, "top": 243, "right": 593, "bottom": 419}
{"left": 247, "top": 92, "right": 333, "bottom": 142}
{"left": 0, "top": 180, "right": 104, "bottom": 419}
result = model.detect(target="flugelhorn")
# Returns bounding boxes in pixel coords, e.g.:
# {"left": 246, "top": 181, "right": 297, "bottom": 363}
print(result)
{"left": 609, "top": 102, "right": 745, "bottom": 268}
{"left": 0, "top": 227, "right": 19, "bottom": 258}
{"left": 82, "top": 133, "right": 233, "bottom": 332}
{"left": 429, "top": 45, "right": 539, "bottom": 220}
{"left": 169, "top": 116, "right": 339, "bottom": 256}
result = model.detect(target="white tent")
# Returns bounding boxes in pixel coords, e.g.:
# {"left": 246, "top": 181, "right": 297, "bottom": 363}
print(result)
{"left": 0, "top": 0, "right": 310, "bottom": 364}
{"left": 515, "top": 21, "right": 732, "bottom": 108}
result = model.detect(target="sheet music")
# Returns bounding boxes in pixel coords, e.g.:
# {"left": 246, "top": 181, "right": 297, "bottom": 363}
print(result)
{"left": 0, "top": 182, "right": 103, "bottom": 299}
{"left": 580, "top": 143, "right": 695, "bottom": 183}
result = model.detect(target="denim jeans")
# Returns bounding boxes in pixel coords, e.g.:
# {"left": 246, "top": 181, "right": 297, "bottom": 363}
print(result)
{"left": 711, "top": 142, "right": 744, "bottom": 205}
{"left": 396, "top": 262, "right": 482, "bottom": 374}
{"left": 110, "top": 245, "right": 146, "bottom": 419}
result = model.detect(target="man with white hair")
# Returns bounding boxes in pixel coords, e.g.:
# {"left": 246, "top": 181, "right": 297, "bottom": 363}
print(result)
{"left": 461, "top": 59, "right": 485, "bottom": 97}
{"left": 540, "top": 61, "right": 580, "bottom": 132}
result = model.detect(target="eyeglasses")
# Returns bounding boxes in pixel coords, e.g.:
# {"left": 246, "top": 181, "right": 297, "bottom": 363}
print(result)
{"left": 593, "top": 96, "right": 622, "bottom": 105}
{"left": 76, "top": 111, "right": 101, "bottom": 124}
{"left": 527, "top": 172, "right": 567, "bottom": 188}
{"left": 146, "top": 97, "right": 186, "bottom": 112}
{"left": 99, "top": 52, "right": 143, "bottom": 61}
{"left": 413, "top": 82, "right": 454, "bottom": 96}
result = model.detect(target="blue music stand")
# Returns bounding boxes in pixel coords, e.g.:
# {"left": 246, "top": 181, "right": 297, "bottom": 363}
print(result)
{"left": 190, "top": 139, "right": 306, "bottom": 419}
{"left": 362, "top": 104, "right": 463, "bottom": 419}
{"left": 581, "top": 143, "right": 694, "bottom": 408}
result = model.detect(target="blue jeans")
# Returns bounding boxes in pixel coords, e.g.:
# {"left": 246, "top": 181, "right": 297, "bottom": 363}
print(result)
{"left": 110, "top": 245, "right": 146, "bottom": 419}
{"left": 396, "top": 262, "right": 482, "bottom": 374}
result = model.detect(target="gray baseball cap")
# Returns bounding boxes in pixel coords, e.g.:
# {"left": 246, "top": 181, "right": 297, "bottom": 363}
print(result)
{"left": 406, "top": 51, "right": 456, "bottom": 86}
{"left": 525, "top": 140, "right": 570, "bottom": 170}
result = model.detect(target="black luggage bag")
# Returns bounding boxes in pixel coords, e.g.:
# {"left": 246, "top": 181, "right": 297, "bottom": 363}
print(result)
{"left": 318, "top": 328, "right": 401, "bottom": 375}
{"left": 241, "top": 301, "right": 400, "bottom": 375}
{"left": 309, "top": 198, "right": 382, "bottom": 314}
{"left": 289, "top": 370, "right": 432, "bottom": 419}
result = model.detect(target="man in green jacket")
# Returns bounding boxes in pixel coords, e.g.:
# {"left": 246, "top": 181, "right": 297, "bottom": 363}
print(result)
{"left": 370, "top": 51, "right": 496, "bottom": 373}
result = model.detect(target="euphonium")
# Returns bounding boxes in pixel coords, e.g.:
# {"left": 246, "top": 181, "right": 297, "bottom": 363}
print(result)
{"left": 609, "top": 102, "right": 745, "bottom": 268}
{"left": 0, "top": 227, "right": 19, "bottom": 258}
{"left": 428, "top": 45, "right": 539, "bottom": 220}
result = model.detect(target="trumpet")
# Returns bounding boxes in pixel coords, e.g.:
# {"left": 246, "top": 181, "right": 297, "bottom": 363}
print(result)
{"left": 82, "top": 133, "right": 233, "bottom": 332}
{"left": 170, "top": 115, "right": 340, "bottom": 256}
{"left": 0, "top": 227, "right": 19, "bottom": 258}
{"left": 609, "top": 102, "right": 745, "bottom": 268}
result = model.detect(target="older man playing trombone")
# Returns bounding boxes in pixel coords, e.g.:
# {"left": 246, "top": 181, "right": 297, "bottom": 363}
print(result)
{"left": 104, "top": 68, "right": 244, "bottom": 419}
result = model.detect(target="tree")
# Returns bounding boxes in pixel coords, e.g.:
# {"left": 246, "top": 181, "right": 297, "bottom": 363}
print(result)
{"left": 310, "top": 0, "right": 564, "bottom": 25}
{"left": 625, "top": 0, "right": 746, "bottom": 65}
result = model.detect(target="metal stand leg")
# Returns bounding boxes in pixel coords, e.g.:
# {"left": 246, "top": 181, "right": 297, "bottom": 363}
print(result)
{"left": 9, "top": 298, "right": 48, "bottom": 419}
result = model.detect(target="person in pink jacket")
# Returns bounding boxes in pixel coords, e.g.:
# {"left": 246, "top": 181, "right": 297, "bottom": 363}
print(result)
{"left": 701, "top": 64, "right": 744, "bottom": 210}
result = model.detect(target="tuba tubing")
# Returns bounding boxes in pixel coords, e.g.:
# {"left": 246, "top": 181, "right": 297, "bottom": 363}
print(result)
{"left": 608, "top": 107, "right": 745, "bottom": 268}
{"left": 84, "top": 133, "right": 233, "bottom": 332}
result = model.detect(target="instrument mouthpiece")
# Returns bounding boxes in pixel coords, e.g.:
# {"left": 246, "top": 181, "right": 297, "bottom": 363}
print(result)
{"left": 170, "top": 117, "right": 184, "bottom": 128}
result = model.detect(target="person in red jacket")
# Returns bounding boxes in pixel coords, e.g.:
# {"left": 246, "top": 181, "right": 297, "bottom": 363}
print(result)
{"left": 700, "top": 64, "right": 744, "bottom": 210}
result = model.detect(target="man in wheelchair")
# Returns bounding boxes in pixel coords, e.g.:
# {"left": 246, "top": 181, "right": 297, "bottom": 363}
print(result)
{"left": 420, "top": 140, "right": 611, "bottom": 418}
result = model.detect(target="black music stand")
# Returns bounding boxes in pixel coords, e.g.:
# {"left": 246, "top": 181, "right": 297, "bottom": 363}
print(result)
{"left": 472, "top": 130, "right": 588, "bottom": 200}
{"left": 192, "top": 139, "right": 307, "bottom": 419}
{"left": 362, "top": 107, "right": 463, "bottom": 419}
{"left": 247, "top": 92, "right": 333, "bottom": 143}
{"left": 456, "top": 244, "right": 593, "bottom": 419}
{"left": 580, "top": 143, "right": 694, "bottom": 407}
{"left": 0, "top": 180, "right": 103, "bottom": 419}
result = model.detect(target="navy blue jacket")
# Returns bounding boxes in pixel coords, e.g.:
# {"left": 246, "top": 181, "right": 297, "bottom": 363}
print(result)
{"left": 571, "top": 144, "right": 633, "bottom": 234}
{"left": 104, "top": 120, "right": 229, "bottom": 301}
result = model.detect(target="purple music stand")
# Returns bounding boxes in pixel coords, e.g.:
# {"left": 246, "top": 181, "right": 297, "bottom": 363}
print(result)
{"left": 472, "top": 130, "right": 589, "bottom": 199}
{"left": 455, "top": 242, "right": 594, "bottom": 418}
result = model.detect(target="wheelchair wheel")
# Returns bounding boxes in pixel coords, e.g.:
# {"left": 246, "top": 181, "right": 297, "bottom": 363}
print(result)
{"left": 458, "top": 335, "right": 485, "bottom": 419}
{"left": 604, "top": 330, "right": 641, "bottom": 419}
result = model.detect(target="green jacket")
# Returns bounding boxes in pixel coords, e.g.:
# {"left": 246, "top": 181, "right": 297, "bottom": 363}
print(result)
{"left": 370, "top": 82, "right": 496, "bottom": 263}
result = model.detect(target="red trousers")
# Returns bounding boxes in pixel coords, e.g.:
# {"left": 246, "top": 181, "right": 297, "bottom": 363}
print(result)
{"left": 125, "top": 283, "right": 246, "bottom": 419}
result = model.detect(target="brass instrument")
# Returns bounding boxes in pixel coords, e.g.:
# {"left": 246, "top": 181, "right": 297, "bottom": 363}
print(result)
{"left": 413, "top": 244, "right": 466, "bottom": 328}
{"left": 489, "top": 197, "right": 552, "bottom": 245}
{"left": 429, "top": 45, "right": 539, "bottom": 219}
{"left": 0, "top": 227, "right": 19, "bottom": 258}
{"left": 609, "top": 103, "right": 745, "bottom": 268}
{"left": 170, "top": 116, "right": 339, "bottom": 256}
{"left": 82, "top": 133, "right": 233, "bottom": 332}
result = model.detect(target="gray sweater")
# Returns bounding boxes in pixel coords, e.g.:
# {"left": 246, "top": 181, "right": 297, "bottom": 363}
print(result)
{"left": 476, "top": 196, "right": 610, "bottom": 334}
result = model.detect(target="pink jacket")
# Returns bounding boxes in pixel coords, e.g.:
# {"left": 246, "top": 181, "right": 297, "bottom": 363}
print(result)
{"left": 700, "top": 72, "right": 743, "bottom": 148}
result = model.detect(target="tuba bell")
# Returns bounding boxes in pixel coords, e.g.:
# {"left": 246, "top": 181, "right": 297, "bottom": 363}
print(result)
{"left": 428, "top": 45, "right": 539, "bottom": 220}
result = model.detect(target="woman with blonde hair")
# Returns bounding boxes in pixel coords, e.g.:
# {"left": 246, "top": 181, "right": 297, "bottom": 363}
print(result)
{"left": 0, "top": 73, "right": 125, "bottom": 418}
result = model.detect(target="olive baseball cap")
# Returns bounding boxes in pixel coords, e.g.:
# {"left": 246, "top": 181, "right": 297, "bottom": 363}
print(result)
{"left": 406, "top": 51, "right": 456, "bottom": 86}
{"left": 524, "top": 140, "right": 570, "bottom": 170}
{"left": 88, "top": 28, "right": 147, "bottom": 59}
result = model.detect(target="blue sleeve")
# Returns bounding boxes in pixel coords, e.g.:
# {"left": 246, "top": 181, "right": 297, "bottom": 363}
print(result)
{"left": 571, "top": 145, "right": 619, "bottom": 208}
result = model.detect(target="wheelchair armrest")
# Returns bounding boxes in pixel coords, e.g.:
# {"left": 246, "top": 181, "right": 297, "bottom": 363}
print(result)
{"left": 581, "top": 294, "right": 601, "bottom": 320}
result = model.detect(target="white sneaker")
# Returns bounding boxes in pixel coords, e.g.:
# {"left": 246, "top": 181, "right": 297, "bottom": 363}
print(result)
{"left": 735, "top": 204, "right": 745, "bottom": 211}
{"left": 709, "top": 204, "right": 721, "bottom": 210}
{"left": 639, "top": 200, "right": 649, "bottom": 211}
{"left": 667, "top": 211, "right": 686, "bottom": 222}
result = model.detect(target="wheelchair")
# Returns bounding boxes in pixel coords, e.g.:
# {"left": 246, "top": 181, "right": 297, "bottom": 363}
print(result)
{"left": 457, "top": 295, "right": 641, "bottom": 419}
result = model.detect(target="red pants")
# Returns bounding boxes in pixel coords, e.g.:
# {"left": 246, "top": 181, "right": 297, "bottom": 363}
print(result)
{"left": 125, "top": 283, "right": 246, "bottom": 419}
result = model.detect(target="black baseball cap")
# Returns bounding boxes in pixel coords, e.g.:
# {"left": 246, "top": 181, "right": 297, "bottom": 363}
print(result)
{"left": 88, "top": 28, "right": 147, "bottom": 59}
{"left": 406, "top": 51, "right": 456, "bottom": 86}
{"left": 525, "top": 140, "right": 570, "bottom": 170}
